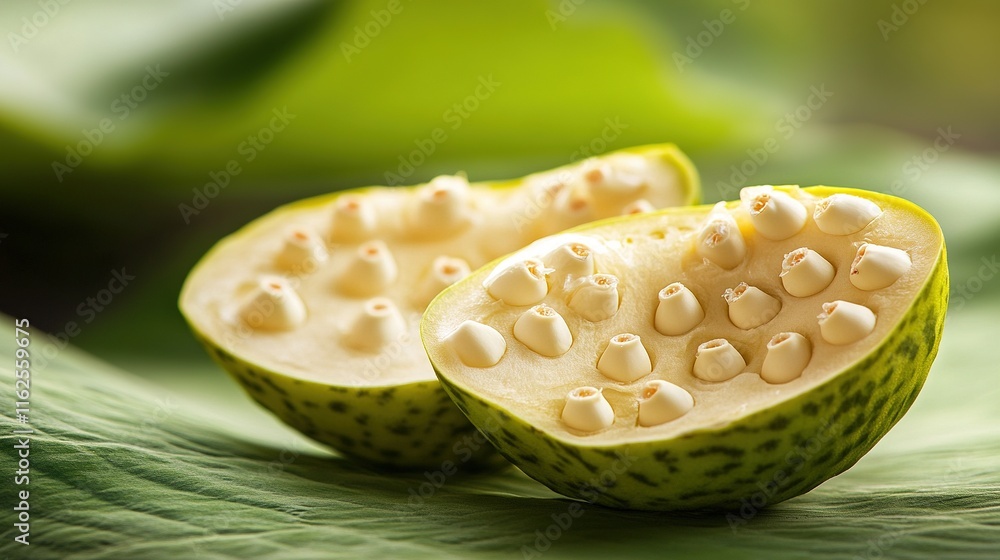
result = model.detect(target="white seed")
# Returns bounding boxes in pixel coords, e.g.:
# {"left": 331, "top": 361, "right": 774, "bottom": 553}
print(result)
{"left": 484, "top": 258, "right": 551, "bottom": 306}
{"left": 780, "top": 247, "right": 835, "bottom": 297}
{"left": 585, "top": 156, "right": 646, "bottom": 206}
{"left": 513, "top": 304, "right": 573, "bottom": 357}
{"left": 654, "top": 282, "right": 705, "bottom": 336}
{"left": 741, "top": 186, "right": 807, "bottom": 240}
{"left": 410, "top": 175, "right": 470, "bottom": 233}
{"left": 638, "top": 380, "right": 694, "bottom": 427}
{"left": 818, "top": 301, "right": 876, "bottom": 345}
{"left": 340, "top": 240, "right": 398, "bottom": 296}
{"left": 621, "top": 199, "right": 656, "bottom": 215}
{"left": 561, "top": 387, "right": 615, "bottom": 433}
{"left": 695, "top": 204, "right": 746, "bottom": 269}
{"left": 723, "top": 283, "right": 781, "bottom": 330}
{"left": 761, "top": 332, "right": 812, "bottom": 384}
{"left": 240, "top": 276, "right": 307, "bottom": 330}
{"left": 445, "top": 320, "right": 506, "bottom": 368}
{"left": 415, "top": 256, "right": 471, "bottom": 307}
{"left": 693, "top": 339, "right": 746, "bottom": 382}
{"left": 343, "top": 298, "right": 406, "bottom": 352}
{"left": 277, "top": 228, "right": 328, "bottom": 271}
{"left": 813, "top": 194, "right": 882, "bottom": 235}
{"left": 330, "top": 195, "right": 376, "bottom": 242}
{"left": 850, "top": 243, "right": 911, "bottom": 291}
{"left": 551, "top": 185, "right": 594, "bottom": 231}
{"left": 567, "top": 274, "right": 620, "bottom": 322}
{"left": 544, "top": 242, "right": 595, "bottom": 279}
{"left": 597, "top": 333, "right": 652, "bottom": 383}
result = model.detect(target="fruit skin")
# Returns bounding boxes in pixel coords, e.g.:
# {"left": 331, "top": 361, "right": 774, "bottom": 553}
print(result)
{"left": 193, "top": 332, "right": 503, "bottom": 470}
{"left": 180, "top": 144, "right": 699, "bottom": 470}
{"left": 426, "top": 187, "right": 948, "bottom": 508}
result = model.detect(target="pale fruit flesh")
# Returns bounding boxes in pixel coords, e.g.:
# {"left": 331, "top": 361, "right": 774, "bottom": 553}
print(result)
{"left": 423, "top": 185, "right": 942, "bottom": 445}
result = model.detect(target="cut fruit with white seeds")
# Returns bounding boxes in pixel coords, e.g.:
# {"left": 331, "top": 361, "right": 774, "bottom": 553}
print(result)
{"left": 179, "top": 143, "right": 700, "bottom": 469}
{"left": 424, "top": 185, "right": 948, "bottom": 509}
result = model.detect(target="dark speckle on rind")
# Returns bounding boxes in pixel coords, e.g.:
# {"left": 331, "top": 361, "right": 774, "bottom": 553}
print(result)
{"left": 689, "top": 446, "right": 745, "bottom": 459}
{"left": 357, "top": 389, "right": 371, "bottom": 398}
{"left": 815, "top": 450, "right": 834, "bottom": 465}
{"left": 328, "top": 401, "right": 349, "bottom": 413}
{"left": 679, "top": 489, "right": 712, "bottom": 501}
{"left": 379, "top": 449, "right": 402, "bottom": 460}
{"left": 450, "top": 424, "right": 469, "bottom": 437}
{"left": 243, "top": 367, "right": 259, "bottom": 379}
{"left": 410, "top": 440, "right": 423, "bottom": 448}
{"left": 242, "top": 380, "right": 265, "bottom": 394}
{"left": 377, "top": 388, "right": 396, "bottom": 404}
{"left": 923, "top": 315, "right": 938, "bottom": 349}
{"left": 767, "top": 416, "right": 790, "bottom": 431}
{"left": 519, "top": 453, "right": 541, "bottom": 465}
{"left": 497, "top": 410, "right": 511, "bottom": 421}
{"left": 354, "top": 414, "right": 370, "bottom": 426}
{"left": 338, "top": 435, "right": 356, "bottom": 448}
{"left": 407, "top": 407, "right": 422, "bottom": 415}
{"left": 753, "top": 461, "right": 778, "bottom": 475}
{"left": 214, "top": 348, "right": 235, "bottom": 363}
{"left": 282, "top": 399, "right": 297, "bottom": 412}
{"left": 755, "top": 439, "right": 780, "bottom": 453}
{"left": 873, "top": 394, "right": 889, "bottom": 411}
{"left": 261, "top": 376, "right": 288, "bottom": 396}
{"left": 734, "top": 477, "right": 756, "bottom": 485}
{"left": 432, "top": 406, "right": 451, "bottom": 419}
{"left": 562, "top": 445, "right": 599, "bottom": 473}
{"left": 327, "top": 386, "right": 349, "bottom": 393}
{"left": 302, "top": 400, "right": 318, "bottom": 409}
{"left": 705, "top": 462, "right": 741, "bottom": 478}
{"left": 841, "top": 415, "right": 866, "bottom": 438}
{"left": 627, "top": 471, "right": 658, "bottom": 487}
{"left": 388, "top": 423, "right": 413, "bottom": 436}
{"left": 801, "top": 402, "right": 819, "bottom": 416}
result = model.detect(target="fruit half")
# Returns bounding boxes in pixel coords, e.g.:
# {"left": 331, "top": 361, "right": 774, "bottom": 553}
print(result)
{"left": 179, "top": 144, "right": 698, "bottom": 469}
{"left": 423, "top": 186, "right": 947, "bottom": 506}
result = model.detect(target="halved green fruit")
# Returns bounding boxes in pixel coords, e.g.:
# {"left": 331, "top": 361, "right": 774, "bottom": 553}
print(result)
{"left": 423, "top": 186, "right": 947, "bottom": 507}
{"left": 179, "top": 144, "right": 699, "bottom": 469}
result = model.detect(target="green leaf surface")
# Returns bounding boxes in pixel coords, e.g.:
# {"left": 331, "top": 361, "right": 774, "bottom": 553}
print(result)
{"left": 3, "top": 301, "right": 999, "bottom": 559}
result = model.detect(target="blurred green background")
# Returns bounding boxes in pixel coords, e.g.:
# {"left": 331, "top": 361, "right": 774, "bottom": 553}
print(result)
{"left": 3, "top": 2, "right": 1000, "bottom": 558}
{"left": 2, "top": 0, "right": 998, "bottom": 368}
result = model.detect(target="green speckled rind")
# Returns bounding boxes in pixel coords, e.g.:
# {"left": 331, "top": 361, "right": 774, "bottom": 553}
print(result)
{"left": 192, "top": 331, "right": 504, "bottom": 471}
{"left": 428, "top": 188, "right": 949, "bottom": 509}
{"left": 181, "top": 144, "right": 699, "bottom": 470}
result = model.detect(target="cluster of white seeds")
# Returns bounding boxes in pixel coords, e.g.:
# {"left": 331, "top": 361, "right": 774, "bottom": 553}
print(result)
{"left": 445, "top": 187, "right": 913, "bottom": 435}
{"left": 234, "top": 158, "right": 662, "bottom": 355}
